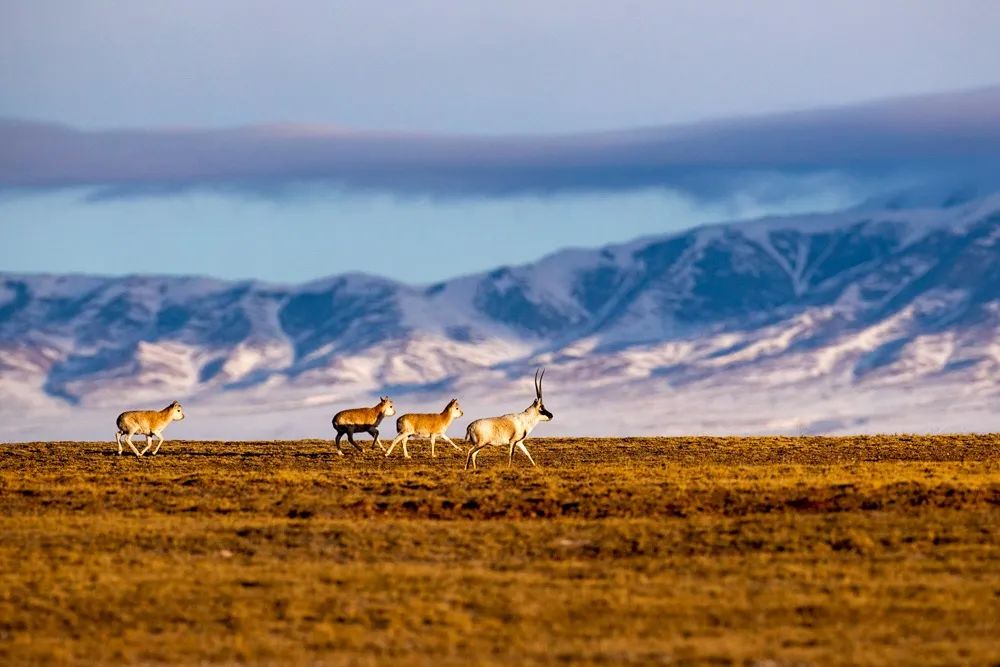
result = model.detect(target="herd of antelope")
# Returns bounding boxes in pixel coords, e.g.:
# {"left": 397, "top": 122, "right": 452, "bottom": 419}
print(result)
{"left": 113, "top": 369, "right": 553, "bottom": 470}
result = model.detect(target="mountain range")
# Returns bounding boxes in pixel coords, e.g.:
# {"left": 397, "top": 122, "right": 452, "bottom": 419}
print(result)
{"left": 2, "top": 194, "right": 999, "bottom": 441}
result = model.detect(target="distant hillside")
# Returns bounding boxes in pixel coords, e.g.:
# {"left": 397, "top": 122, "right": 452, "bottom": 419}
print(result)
{"left": 2, "top": 195, "right": 999, "bottom": 440}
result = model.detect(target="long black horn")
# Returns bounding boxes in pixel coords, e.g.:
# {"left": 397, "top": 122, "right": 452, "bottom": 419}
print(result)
{"left": 534, "top": 368, "right": 541, "bottom": 398}
{"left": 539, "top": 368, "right": 545, "bottom": 397}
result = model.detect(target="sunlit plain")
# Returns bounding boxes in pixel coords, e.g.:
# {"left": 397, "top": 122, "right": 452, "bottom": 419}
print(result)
{"left": 1, "top": 435, "right": 997, "bottom": 665}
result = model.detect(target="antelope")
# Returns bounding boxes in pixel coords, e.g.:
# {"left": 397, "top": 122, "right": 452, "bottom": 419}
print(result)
{"left": 464, "top": 368, "right": 553, "bottom": 470}
{"left": 331, "top": 396, "right": 396, "bottom": 455}
{"left": 114, "top": 401, "right": 185, "bottom": 457}
{"left": 385, "top": 398, "right": 464, "bottom": 459}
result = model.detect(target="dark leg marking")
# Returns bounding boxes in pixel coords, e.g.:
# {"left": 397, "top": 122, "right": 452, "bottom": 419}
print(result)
{"left": 346, "top": 428, "right": 363, "bottom": 452}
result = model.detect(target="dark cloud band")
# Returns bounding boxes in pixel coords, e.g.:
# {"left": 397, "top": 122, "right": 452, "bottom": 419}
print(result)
{"left": 2, "top": 86, "right": 999, "bottom": 201}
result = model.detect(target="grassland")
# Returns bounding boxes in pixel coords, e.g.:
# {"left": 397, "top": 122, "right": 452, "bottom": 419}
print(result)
{"left": 1, "top": 435, "right": 998, "bottom": 666}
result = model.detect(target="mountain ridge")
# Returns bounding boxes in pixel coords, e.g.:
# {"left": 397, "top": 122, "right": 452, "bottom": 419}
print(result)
{"left": 2, "top": 195, "right": 999, "bottom": 439}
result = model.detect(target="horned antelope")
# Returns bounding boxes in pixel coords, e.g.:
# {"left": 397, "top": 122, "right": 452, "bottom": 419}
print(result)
{"left": 331, "top": 396, "right": 396, "bottom": 455}
{"left": 114, "top": 401, "right": 185, "bottom": 457}
{"left": 385, "top": 398, "right": 464, "bottom": 459}
{"left": 464, "top": 368, "right": 553, "bottom": 470}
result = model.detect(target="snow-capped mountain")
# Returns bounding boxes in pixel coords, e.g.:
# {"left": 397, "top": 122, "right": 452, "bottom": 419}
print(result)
{"left": 2, "top": 196, "right": 999, "bottom": 440}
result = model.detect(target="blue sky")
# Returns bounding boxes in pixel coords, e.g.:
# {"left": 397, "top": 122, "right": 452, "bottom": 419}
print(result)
{"left": 2, "top": 1, "right": 1000, "bottom": 284}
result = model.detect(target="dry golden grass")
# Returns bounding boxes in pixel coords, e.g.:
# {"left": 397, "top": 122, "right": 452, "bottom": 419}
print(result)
{"left": 1, "top": 435, "right": 998, "bottom": 666}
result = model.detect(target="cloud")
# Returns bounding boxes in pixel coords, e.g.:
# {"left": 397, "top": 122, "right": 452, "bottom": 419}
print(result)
{"left": 3, "top": 86, "right": 1000, "bottom": 203}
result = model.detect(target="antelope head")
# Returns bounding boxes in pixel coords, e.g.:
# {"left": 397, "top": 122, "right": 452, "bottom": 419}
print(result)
{"left": 378, "top": 396, "right": 396, "bottom": 417}
{"left": 169, "top": 401, "right": 185, "bottom": 421}
{"left": 530, "top": 368, "right": 553, "bottom": 421}
{"left": 447, "top": 398, "right": 464, "bottom": 418}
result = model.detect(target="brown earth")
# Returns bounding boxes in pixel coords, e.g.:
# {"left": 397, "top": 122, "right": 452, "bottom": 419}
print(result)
{"left": 1, "top": 435, "right": 998, "bottom": 665}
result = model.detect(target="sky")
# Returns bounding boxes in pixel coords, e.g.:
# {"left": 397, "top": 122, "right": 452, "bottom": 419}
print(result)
{"left": 2, "top": 1, "right": 1000, "bottom": 284}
